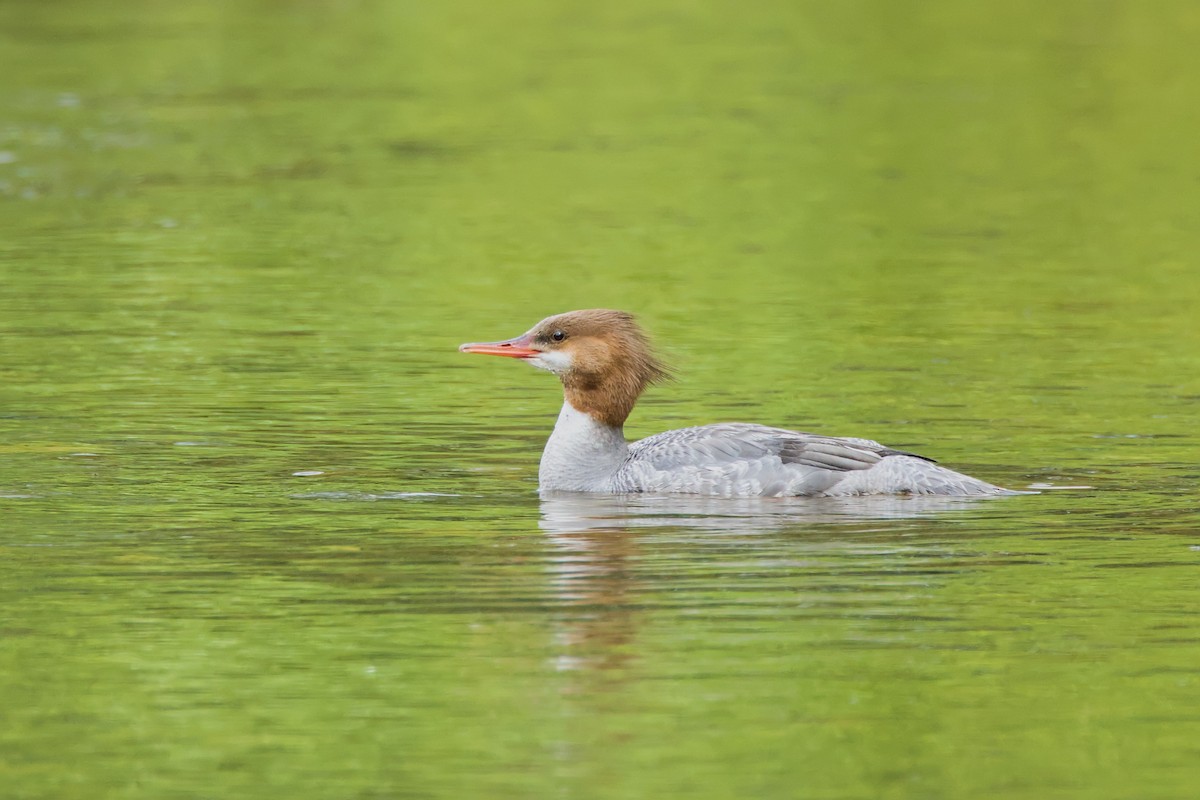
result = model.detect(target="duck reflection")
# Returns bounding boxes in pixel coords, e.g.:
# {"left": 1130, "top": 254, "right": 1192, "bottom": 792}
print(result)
{"left": 537, "top": 490, "right": 999, "bottom": 683}
{"left": 539, "top": 490, "right": 998, "bottom": 535}
{"left": 541, "top": 521, "right": 641, "bottom": 681}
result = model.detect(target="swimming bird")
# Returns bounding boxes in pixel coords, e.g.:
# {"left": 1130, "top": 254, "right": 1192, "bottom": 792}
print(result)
{"left": 459, "top": 309, "right": 1015, "bottom": 497}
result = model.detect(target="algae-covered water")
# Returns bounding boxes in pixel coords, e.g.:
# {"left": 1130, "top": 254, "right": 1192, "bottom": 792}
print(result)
{"left": 3, "top": 1, "right": 1199, "bottom": 798}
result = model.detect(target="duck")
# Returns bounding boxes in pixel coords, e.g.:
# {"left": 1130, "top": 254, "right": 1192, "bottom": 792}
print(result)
{"left": 459, "top": 309, "right": 1017, "bottom": 497}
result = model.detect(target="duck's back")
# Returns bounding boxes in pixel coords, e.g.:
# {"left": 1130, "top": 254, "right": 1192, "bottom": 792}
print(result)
{"left": 615, "top": 423, "right": 1007, "bottom": 497}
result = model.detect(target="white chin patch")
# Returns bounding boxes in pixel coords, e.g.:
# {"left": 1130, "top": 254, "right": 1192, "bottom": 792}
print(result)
{"left": 529, "top": 350, "right": 573, "bottom": 374}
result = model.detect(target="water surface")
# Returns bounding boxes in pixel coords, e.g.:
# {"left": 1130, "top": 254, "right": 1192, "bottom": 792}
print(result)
{"left": 2, "top": 1, "right": 1199, "bottom": 798}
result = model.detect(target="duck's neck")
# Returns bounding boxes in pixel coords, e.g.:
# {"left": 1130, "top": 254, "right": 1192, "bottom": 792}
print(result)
{"left": 539, "top": 400, "right": 629, "bottom": 492}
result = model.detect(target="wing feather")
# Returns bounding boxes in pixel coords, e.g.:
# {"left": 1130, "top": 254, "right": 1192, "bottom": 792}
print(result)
{"left": 629, "top": 423, "right": 929, "bottom": 474}
{"left": 618, "top": 423, "right": 994, "bottom": 497}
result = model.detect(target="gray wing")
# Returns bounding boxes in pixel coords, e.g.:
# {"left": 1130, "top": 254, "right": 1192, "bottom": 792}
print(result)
{"left": 621, "top": 423, "right": 937, "bottom": 496}
{"left": 630, "top": 423, "right": 932, "bottom": 472}
{"left": 778, "top": 434, "right": 935, "bottom": 471}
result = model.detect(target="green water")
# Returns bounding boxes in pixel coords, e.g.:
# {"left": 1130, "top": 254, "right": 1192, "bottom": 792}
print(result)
{"left": 3, "top": 1, "right": 1199, "bottom": 797}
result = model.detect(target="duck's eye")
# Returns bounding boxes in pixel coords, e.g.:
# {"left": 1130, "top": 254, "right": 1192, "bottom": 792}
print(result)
{"left": 551, "top": 330, "right": 566, "bottom": 342}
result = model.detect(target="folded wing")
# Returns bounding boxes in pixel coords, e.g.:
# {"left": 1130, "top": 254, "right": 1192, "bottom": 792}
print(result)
{"left": 622, "top": 423, "right": 938, "bottom": 495}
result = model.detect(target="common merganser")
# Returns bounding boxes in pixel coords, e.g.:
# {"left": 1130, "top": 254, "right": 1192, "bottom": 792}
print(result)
{"left": 459, "top": 309, "right": 1016, "bottom": 497}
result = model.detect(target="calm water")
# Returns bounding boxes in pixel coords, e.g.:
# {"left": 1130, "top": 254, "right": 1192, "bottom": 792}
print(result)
{"left": 3, "top": 1, "right": 1200, "bottom": 798}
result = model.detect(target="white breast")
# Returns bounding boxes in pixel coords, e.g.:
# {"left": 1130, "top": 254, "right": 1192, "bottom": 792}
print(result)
{"left": 538, "top": 402, "right": 630, "bottom": 492}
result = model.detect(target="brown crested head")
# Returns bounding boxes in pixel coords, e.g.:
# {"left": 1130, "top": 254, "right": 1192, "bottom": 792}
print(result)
{"left": 459, "top": 308, "right": 671, "bottom": 428}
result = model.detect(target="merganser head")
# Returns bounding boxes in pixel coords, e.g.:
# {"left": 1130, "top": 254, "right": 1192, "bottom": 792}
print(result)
{"left": 459, "top": 309, "right": 670, "bottom": 427}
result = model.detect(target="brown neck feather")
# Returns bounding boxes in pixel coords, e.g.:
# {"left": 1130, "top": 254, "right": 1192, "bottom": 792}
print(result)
{"left": 560, "top": 339, "right": 669, "bottom": 429}
{"left": 563, "top": 381, "right": 640, "bottom": 429}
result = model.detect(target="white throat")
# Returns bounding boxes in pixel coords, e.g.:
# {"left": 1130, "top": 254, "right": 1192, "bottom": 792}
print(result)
{"left": 538, "top": 401, "right": 629, "bottom": 492}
